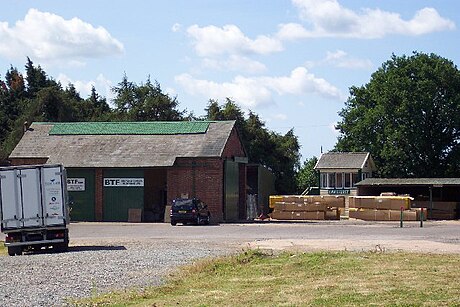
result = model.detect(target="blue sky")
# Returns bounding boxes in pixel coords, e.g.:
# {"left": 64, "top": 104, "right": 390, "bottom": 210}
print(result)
{"left": 0, "top": 1, "right": 458, "bottom": 161}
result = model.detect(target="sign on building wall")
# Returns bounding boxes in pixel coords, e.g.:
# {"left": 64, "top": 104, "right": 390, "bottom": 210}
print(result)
{"left": 328, "top": 189, "right": 350, "bottom": 195}
{"left": 103, "top": 178, "right": 144, "bottom": 187}
{"left": 67, "top": 178, "right": 85, "bottom": 191}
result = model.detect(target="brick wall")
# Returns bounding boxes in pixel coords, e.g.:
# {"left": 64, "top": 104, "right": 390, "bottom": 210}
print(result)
{"left": 222, "top": 127, "right": 246, "bottom": 158}
{"left": 168, "top": 157, "right": 224, "bottom": 222}
{"left": 95, "top": 168, "right": 103, "bottom": 221}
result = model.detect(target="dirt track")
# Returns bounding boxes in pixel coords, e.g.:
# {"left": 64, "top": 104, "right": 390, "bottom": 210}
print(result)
{"left": 66, "top": 220, "right": 460, "bottom": 254}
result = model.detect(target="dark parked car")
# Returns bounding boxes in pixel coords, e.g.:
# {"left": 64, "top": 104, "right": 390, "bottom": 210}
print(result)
{"left": 170, "top": 198, "right": 210, "bottom": 226}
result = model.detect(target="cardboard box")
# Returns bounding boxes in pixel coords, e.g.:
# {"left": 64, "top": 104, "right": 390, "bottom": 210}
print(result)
{"left": 389, "top": 209, "right": 416, "bottom": 221}
{"left": 325, "top": 209, "right": 340, "bottom": 220}
{"left": 164, "top": 205, "right": 171, "bottom": 223}
{"left": 270, "top": 211, "right": 294, "bottom": 220}
{"left": 287, "top": 211, "right": 325, "bottom": 220}
{"left": 305, "top": 195, "right": 345, "bottom": 207}
{"left": 350, "top": 196, "right": 411, "bottom": 210}
{"left": 270, "top": 210, "right": 325, "bottom": 220}
{"left": 128, "top": 208, "right": 142, "bottom": 222}
{"left": 412, "top": 201, "right": 458, "bottom": 211}
{"left": 349, "top": 209, "right": 390, "bottom": 221}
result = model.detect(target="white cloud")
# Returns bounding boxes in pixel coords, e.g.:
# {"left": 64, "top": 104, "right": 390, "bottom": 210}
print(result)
{"left": 273, "top": 113, "right": 288, "bottom": 121}
{"left": 277, "top": 0, "right": 455, "bottom": 39}
{"left": 175, "top": 67, "right": 344, "bottom": 108}
{"left": 307, "top": 50, "right": 372, "bottom": 70}
{"left": 186, "top": 24, "right": 283, "bottom": 57}
{"left": 202, "top": 55, "right": 267, "bottom": 74}
{"left": 0, "top": 9, "right": 124, "bottom": 63}
{"left": 57, "top": 73, "right": 113, "bottom": 100}
{"left": 171, "top": 23, "right": 182, "bottom": 32}
{"left": 175, "top": 73, "right": 273, "bottom": 108}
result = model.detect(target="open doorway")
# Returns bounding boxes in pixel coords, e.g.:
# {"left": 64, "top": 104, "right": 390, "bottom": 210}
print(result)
{"left": 144, "top": 168, "right": 167, "bottom": 222}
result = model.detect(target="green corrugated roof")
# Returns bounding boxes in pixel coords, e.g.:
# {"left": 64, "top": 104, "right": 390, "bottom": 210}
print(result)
{"left": 47, "top": 121, "right": 210, "bottom": 135}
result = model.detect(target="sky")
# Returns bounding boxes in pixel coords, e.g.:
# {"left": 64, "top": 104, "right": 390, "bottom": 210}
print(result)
{"left": 0, "top": 0, "right": 459, "bottom": 161}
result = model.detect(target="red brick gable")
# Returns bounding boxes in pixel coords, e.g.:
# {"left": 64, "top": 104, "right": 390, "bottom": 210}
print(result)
{"left": 222, "top": 127, "right": 246, "bottom": 159}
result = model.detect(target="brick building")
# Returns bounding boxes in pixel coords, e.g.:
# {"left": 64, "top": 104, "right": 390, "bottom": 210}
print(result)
{"left": 9, "top": 121, "right": 247, "bottom": 222}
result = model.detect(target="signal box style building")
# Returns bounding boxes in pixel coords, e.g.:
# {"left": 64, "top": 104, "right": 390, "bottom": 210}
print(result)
{"left": 9, "top": 121, "right": 248, "bottom": 223}
{"left": 314, "top": 152, "right": 376, "bottom": 196}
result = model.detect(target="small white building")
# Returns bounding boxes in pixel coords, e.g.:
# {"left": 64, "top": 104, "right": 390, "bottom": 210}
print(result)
{"left": 314, "top": 152, "right": 376, "bottom": 195}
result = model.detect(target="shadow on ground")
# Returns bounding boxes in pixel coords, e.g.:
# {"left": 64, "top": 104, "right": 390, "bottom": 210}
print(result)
{"left": 69, "top": 245, "right": 127, "bottom": 252}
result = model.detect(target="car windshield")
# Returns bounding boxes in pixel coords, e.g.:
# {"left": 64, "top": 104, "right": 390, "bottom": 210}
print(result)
{"left": 173, "top": 199, "right": 194, "bottom": 210}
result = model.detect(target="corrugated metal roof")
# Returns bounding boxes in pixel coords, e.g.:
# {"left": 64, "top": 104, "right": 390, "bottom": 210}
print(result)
{"left": 314, "top": 152, "right": 374, "bottom": 170}
{"left": 48, "top": 121, "right": 210, "bottom": 135}
{"left": 10, "top": 121, "right": 239, "bottom": 168}
{"left": 356, "top": 178, "right": 460, "bottom": 186}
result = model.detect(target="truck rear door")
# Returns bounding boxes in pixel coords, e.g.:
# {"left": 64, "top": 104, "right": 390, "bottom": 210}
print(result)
{"left": 42, "top": 165, "right": 66, "bottom": 226}
{"left": 0, "top": 167, "right": 43, "bottom": 229}
{"left": 18, "top": 168, "right": 43, "bottom": 228}
{"left": 0, "top": 169, "right": 22, "bottom": 229}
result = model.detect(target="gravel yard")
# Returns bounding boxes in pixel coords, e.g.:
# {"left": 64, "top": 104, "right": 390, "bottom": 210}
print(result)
{"left": 1, "top": 220, "right": 459, "bottom": 306}
{"left": 0, "top": 239, "right": 234, "bottom": 307}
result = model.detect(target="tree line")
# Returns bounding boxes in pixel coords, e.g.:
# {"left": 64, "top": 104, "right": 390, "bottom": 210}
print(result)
{"left": 293, "top": 52, "right": 460, "bottom": 189}
{"left": 0, "top": 58, "right": 301, "bottom": 194}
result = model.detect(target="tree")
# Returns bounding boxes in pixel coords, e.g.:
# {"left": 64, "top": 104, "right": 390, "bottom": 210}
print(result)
{"left": 204, "top": 99, "right": 301, "bottom": 194}
{"left": 336, "top": 52, "right": 460, "bottom": 177}
{"left": 297, "top": 156, "right": 318, "bottom": 192}
{"left": 112, "top": 74, "right": 184, "bottom": 121}
{"left": 25, "top": 57, "right": 56, "bottom": 98}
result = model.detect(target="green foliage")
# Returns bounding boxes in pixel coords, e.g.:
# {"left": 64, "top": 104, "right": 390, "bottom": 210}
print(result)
{"left": 0, "top": 58, "right": 115, "bottom": 162}
{"left": 336, "top": 52, "right": 460, "bottom": 177}
{"left": 205, "top": 99, "right": 301, "bottom": 194}
{"left": 0, "top": 59, "right": 301, "bottom": 192}
{"left": 112, "top": 74, "right": 185, "bottom": 121}
{"left": 297, "top": 156, "right": 318, "bottom": 192}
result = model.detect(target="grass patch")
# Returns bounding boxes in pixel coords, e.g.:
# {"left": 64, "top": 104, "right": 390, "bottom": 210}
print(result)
{"left": 73, "top": 249, "right": 460, "bottom": 306}
{"left": 0, "top": 241, "right": 6, "bottom": 256}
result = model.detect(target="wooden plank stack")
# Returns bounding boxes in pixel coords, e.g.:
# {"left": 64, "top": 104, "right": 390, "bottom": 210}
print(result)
{"left": 349, "top": 196, "right": 426, "bottom": 221}
{"left": 269, "top": 195, "right": 345, "bottom": 221}
{"left": 411, "top": 201, "right": 459, "bottom": 220}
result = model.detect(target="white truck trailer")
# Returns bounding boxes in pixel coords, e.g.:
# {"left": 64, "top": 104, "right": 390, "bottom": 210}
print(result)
{"left": 0, "top": 164, "right": 69, "bottom": 256}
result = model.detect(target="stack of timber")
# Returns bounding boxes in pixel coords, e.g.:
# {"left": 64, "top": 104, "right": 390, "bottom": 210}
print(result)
{"left": 269, "top": 195, "right": 345, "bottom": 221}
{"left": 411, "top": 201, "right": 459, "bottom": 220}
{"left": 349, "top": 196, "right": 426, "bottom": 221}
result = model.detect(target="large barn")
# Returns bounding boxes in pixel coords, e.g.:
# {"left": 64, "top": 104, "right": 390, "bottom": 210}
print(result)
{"left": 9, "top": 121, "right": 250, "bottom": 223}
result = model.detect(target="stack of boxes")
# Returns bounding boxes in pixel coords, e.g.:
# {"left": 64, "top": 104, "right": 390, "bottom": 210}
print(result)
{"left": 411, "top": 201, "right": 459, "bottom": 220}
{"left": 269, "top": 195, "right": 345, "bottom": 221}
{"left": 349, "top": 196, "right": 426, "bottom": 221}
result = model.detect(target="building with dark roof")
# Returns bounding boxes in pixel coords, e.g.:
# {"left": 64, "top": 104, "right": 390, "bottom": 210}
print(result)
{"left": 9, "top": 121, "right": 248, "bottom": 222}
{"left": 314, "top": 152, "right": 376, "bottom": 195}
{"left": 356, "top": 178, "right": 460, "bottom": 219}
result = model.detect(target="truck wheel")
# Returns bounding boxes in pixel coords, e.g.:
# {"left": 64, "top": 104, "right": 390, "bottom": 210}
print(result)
{"left": 7, "top": 247, "right": 15, "bottom": 256}
{"left": 8, "top": 247, "right": 22, "bottom": 256}
{"left": 54, "top": 243, "right": 69, "bottom": 253}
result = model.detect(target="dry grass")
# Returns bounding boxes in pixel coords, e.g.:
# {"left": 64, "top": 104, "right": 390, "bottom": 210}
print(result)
{"left": 73, "top": 249, "right": 460, "bottom": 306}
{"left": 0, "top": 241, "right": 6, "bottom": 256}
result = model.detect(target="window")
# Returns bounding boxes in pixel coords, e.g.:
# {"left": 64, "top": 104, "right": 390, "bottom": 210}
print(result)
{"left": 321, "top": 173, "right": 327, "bottom": 188}
{"left": 336, "top": 173, "right": 343, "bottom": 188}
{"left": 352, "top": 173, "right": 360, "bottom": 187}
{"left": 327, "top": 173, "right": 335, "bottom": 188}
{"left": 344, "top": 173, "right": 351, "bottom": 188}
{"left": 362, "top": 172, "right": 370, "bottom": 180}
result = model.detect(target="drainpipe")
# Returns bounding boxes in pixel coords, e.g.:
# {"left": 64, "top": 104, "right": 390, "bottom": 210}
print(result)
{"left": 429, "top": 186, "right": 433, "bottom": 220}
